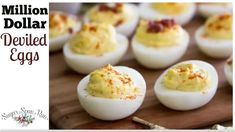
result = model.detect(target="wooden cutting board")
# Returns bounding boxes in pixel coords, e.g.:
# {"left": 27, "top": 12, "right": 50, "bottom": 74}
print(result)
{"left": 49, "top": 16, "right": 232, "bottom": 129}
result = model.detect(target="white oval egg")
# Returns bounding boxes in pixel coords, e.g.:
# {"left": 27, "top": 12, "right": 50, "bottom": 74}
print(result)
{"left": 49, "top": 13, "right": 81, "bottom": 52}
{"left": 195, "top": 26, "right": 232, "bottom": 58}
{"left": 198, "top": 3, "right": 233, "bottom": 18}
{"left": 84, "top": 4, "right": 139, "bottom": 36}
{"left": 154, "top": 60, "right": 218, "bottom": 111}
{"left": 63, "top": 34, "right": 128, "bottom": 74}
{"left": 224, "top": 57, "right": 233, "bottom": 86}
{"left": 77, "top": 66, "right": 146, "bottom": 120}
{"left": 131, "top": 27, "right": 189, "bottom": 69}
{"left": 139, "top": 3, "right": 196, "bottom": 25}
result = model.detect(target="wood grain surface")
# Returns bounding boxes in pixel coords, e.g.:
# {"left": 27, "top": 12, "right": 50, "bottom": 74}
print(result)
{"left": 49, "top": 16, "right": 232, "bottom": 129}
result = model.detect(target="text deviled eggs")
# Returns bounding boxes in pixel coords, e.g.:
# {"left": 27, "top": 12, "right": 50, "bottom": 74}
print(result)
{"left": 195, "top": 13, "right": 233, "bottom": 58}
{"left": 63, "top": 23, "right": 128, "bottom": 74}
{"left": 224, "top": 57, "right": 233, "bottom": 86}
{"left": 139, "top": 3, "right": 196, "bottom": 25}
{"left": 49, "top": 11, "right": 81, "bottom": 52}
{"left": 154, "top": 60, "right": 218, "bottom": 110}
{"left": 198, "top": 3, "right": 233, "bottom": 18}
{"left": 131, "top": 19, "right": 189, "bottom": 69}
{"left": 84, "top": 3, "right": 139, "bottom": 36}
{"left": 77, "top": 64, "right": 146, "bottom": 120}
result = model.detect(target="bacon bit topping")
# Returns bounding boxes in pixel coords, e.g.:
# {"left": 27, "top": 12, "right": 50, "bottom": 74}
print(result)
{"left": 68, "top": 28, "right": 73, "bottom": 34}
{"left": 95, "top": 43, "right": 100, "bottom": 49}
{"left": 178, "top": 68, "right": 186, "bottom": 72}
{"left": 89, "top": 26, "right": 97, "bottom": 32}
{"left": 161, "top": 19, "right": 176, "bottom": 27}
{"left": 208, "top": 23, "right": 213, "bottom": 28}
{"left": 147, "top": 19, "right": 176, "bottom": 33}
{"left": 218, "top": 14, "right": 231, "bottom": 21}
{"left": 116, "top": 3, "right": 123, "bottom": 8}
{"left": 82, "top": 24, "right": 97, "bottom": 32}
{"left": 61, "top": 14, "right": 68, "bottom": 21}
{"left": 108, "top": 79, "right": 113, "bottom": 85}
{"left": 99, "top": 3, "right": 123, "bottom": 13}
{"left": 50, "top": 13, "right": 70, "bottom": 28}
{"left": 206, "top": 14, "right": 231, "bottom": 32}
{"left": 147, "top": 21, "right": 163, "bottom": 33}
{"left": 115, "top": 19, "right": 123, "bottom": 27}
{"left": 215, "top": 25, "right": 223, "bottom": 30}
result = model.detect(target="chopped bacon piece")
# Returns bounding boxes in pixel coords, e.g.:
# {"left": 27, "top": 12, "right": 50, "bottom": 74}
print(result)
{"left": 89, "top": 26, "right": 97, "bottom": 32}
{"left": 95, "top": 43, "right": 100, "bottom": 49}
{"left": 99, "top": 4, "right": 113, "bottom": 12}
{"left": 61, "top": 14, "right": 68, "bottom": 22}
{"left": 218, "top": 14, "right": 230, "bottom": 21}
{"left": 115, "top": 19, "right": 123, "bottom": 27}
{"left": 68, "top": 28, "right": 73, "bottom": 34}
{"left": 161, "top": 19, "right": 176, "bottom": 27}
{"left": 147, "top": 19, "right": 176, "bottom": 33}
{"left": 147, "top": 21, "right": 164, "bottom": 33}
{"left": 215, "top": 25, "right": 223, "bottom": 30}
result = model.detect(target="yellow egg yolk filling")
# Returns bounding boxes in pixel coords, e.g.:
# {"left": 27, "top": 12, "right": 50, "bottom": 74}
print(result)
{"left": 204, "top": 13, "right": 232, "bottom": 39}
{"left": 151, "top": 3, "right": 191, "bottom": 15}
{"left": 69, "top": 23, "right": 117, "bottom": 55}
{"left": 86, "top": 64, "right": 139, "bottom": 99}
{"left": 163, "top": 64, "right": 210, "bottom": 92}
{"left": 87, "top": 4, "right": 129, "bottom": 26}
{"left": 135, "top": 20, "right": 182, "bottom": 47}
{"left": 49, "top": 12, "right": 76, "bottom": 38}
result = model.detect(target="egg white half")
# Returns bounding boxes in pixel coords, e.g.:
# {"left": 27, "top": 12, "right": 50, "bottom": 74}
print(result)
{"left": 131, "top": 27, "right": 189, "bottom": 69}
{"left": 49, "top": 15, "right": 81, "bottom": 52}
{"left": 224, "top": 62, "right": 233, "bottom": 86}
{"left": 198, "top": 4, "right": 233, "bottom": 18}
{"left": 77, "top": 66, "right": 146, "bottom": 120}
{"left": 63, "top": 33, "right": 128, "bottom": 74}
{"left": 154, "top": 60, "right": 218, "bottom": 111}
{"left": 84, "top": 4, "right": 139, "bottom": 36}
{"left": 139, "top": 3, "right": 196, "bottom": 25}
{"left": 195, "top": 26, "right": 232, "bottom": 58}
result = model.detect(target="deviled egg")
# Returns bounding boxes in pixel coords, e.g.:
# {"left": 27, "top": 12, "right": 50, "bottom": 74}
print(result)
{"left": 84, "top": 3, "right": 139, "bottom": 36}
{"left": 224, "top": 57, "right": 233, "bottom": 86}
{"left": 63, "top": 23, "right": 128, "bottom": 74}
{"left": 195, "top": 13, "right": 233, "bottom": 58}
{"left": 198, "top": 3, "right": 233, "bottom": 18}
{"left": 131, "top": 19, "right": 189, "bottom": 69}
{"left": 154, "top": 60, "right": 218, "bottom": 110}
{"left": 49, "top": 11, "right": 81, "bottom": 52}
{"left": 139, "top": 3, "right": 196, "bottom": 25}
{"left": 77, "top": 64, "right": 146, "bottom": 120}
